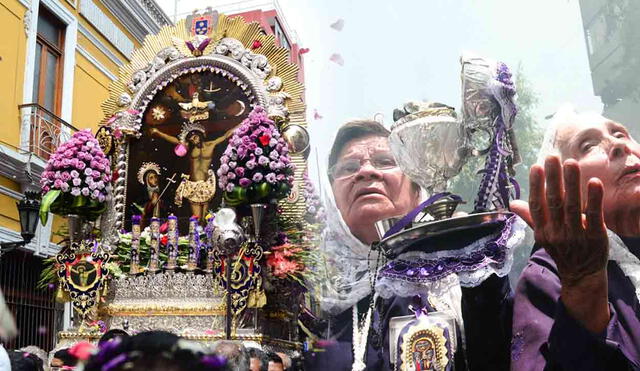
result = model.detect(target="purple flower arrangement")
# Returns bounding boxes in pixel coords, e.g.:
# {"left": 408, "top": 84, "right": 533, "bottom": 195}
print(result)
{"left": 302, "top": 171, "right": 325, "bottom": 223}
{"left": 39, "top": 129, "right": 112, "bottom": 224}
{"left": 218, "top": 106, "right": 295, "bottom": 205}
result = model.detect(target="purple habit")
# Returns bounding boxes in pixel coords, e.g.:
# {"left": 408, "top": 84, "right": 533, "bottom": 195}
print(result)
{"left": 512, "top": 237, "right": 640, "bottom": 370}
{"left": 304, "top": 274, "right": 512, "bottom": 370}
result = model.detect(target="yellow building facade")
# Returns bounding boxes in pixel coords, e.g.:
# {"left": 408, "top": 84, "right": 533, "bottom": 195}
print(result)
{"left": 0, "top": 0, "right": 170, "bottom": 350}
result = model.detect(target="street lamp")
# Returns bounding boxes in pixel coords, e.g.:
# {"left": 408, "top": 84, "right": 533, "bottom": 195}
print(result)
{"left": 0, "top": 191, "right": 41, "bottom": 255}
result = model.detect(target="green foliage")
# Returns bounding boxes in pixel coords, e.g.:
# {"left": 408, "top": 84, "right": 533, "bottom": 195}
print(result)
{"left": 39, "top": 190, "right": 61, "bottom": 225}
{"left": 449, "top": 65, "right": 542, "bottom": 210}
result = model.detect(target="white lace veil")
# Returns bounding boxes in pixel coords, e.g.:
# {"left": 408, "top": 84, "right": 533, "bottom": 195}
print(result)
{"left": 315, "top": 172, "right": 381, "bottom": 316}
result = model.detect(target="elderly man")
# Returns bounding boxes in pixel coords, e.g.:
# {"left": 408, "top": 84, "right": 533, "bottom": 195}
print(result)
{"left": 306, "top": 119, "right": 515, "bottom": 370}
{"left": 511, "top": 107, "right": 640, "bottom": 370}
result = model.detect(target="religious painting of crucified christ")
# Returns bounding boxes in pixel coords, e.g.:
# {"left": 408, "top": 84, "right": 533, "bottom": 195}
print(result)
{"left": 125, "top": 70, "right": 255, "bottom": 230}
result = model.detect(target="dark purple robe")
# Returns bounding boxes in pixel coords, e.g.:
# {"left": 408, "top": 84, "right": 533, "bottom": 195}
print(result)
{"left": 304, "top": 274, "right": 511, "bottom": 370}
{"left": 512, "top": 238, "right": 640, "bottom": 370}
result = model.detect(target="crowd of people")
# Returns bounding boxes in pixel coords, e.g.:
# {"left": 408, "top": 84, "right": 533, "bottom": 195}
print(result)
{"left": 3, "top": 105, "right": 640, "bottom": 370}
{"left": 0, "top": 329, "right": 297, "bottom": 371}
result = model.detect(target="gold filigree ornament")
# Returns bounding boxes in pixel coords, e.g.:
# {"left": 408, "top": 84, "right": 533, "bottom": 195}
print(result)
{"left": 213, "top": 241, "right": 265, "bottom": 334}
{"left": 400, "top": 324, "right": 449, "bottom": 371}
{"left": 95, "top": 126, "right": 114, "bottom": 156}
{"left": 55, "top": 241, "right": 110, "bottom": 325}
{"left": 98, "top": 7, "right": 310, "bottom": 231}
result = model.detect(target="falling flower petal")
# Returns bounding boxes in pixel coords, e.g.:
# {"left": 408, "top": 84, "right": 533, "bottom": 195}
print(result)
{"left": 330, "top": 18, "right": 344, "bottom": 31}
{"left": 329, "top": 53, "right": 344, "bottom": 66}
{"left": 251, "top": 40, "right": 262, "bottom": 49}
{"left": 313, "top": 109, "right": 323, "bottom": 120}
{"left": 299, "top": 47, "right": 310, "bottom": 55}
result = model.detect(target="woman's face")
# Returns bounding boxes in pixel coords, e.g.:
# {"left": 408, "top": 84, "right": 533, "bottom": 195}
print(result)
{"left": 556, "top": 118, "right": 640, "bottom": 234}
{"left": 331, "top": 135, "right": 420, "bottom": 244}
{"left": 146, "top": 172, "right": 159, "bottom": 187}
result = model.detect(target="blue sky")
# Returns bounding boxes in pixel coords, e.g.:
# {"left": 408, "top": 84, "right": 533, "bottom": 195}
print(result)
{"left": 158, "top": 0, "right": 602, "bottom": 181}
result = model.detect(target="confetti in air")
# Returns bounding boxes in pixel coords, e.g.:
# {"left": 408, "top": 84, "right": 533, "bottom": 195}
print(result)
{"left": 299, "top": 48, "right": 310, "bottom": 55}
{"left": 313, "top": 109, "right": 323, "bottom": 120}
{"left": 329, "top": 53, "right": 344, "bottom": 66}
{"left": 330, "top": 19, "right": 344, "bottom": 31}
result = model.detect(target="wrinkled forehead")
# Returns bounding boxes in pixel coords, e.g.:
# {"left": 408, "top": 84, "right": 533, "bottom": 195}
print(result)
{"left": 552, "top": 113, "right": 611, "bottom": 154}
{"left": 337, "top": 135, "right": 390, "bottom": 160}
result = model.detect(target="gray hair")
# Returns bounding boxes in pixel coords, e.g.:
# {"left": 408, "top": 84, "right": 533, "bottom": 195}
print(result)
{"left": 211, "top": 340, "right": 250, "bottom": 371}
{"left": 537, "top": 104, "right": 611, "bottom": 165}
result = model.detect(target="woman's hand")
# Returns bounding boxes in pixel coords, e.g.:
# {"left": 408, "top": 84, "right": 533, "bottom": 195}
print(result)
{"left": 511, "top": 156, "right": 610, "bottom": 333}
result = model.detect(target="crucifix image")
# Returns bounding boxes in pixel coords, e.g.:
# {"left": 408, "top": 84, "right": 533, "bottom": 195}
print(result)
{"left": 150, "top": 122, "right": 232, "bottom": 219}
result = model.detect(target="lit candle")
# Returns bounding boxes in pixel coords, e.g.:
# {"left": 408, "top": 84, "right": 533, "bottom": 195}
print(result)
{"left": 186, "top": 216, "right": 199, "bottom": 271}
{"left": 148, "top": 217, "right": 160, "bottom": 272}
{"left": 130, "top": 215, "right": 141, "bottom": 275}
{"left": 204, "top": 214, "right": 215, "bottom": 273}
{"left": 166, "top": 215, "right": 178, "bottom": 270}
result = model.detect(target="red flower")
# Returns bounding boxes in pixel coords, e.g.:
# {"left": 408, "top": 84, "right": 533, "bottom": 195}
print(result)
{"left": 259, "top": 135, "right": 271, "bottom": 146}
{"left": 252, "top": 40, "right": 262, "bottom": 49}
{"left": 160, "top": 235, "right": 168, "bottom": 246}
{"left": 266, "top": 244, "right": 303, "bottom": 279}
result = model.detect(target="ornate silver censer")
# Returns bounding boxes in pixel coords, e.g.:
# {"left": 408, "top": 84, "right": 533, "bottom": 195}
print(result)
{"left": 380, "top": 53, "right": 519, "bottom": 258}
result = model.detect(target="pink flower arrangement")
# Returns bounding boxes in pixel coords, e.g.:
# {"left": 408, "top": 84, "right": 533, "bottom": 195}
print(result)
{"left": 266, "top": 243, "right": 304, "bottom": 279}
{"left": 218, "top": 106, "right": 295, "bottom": 205}
{"left": 41, "top": 129, "right": 112, "bottom": 203}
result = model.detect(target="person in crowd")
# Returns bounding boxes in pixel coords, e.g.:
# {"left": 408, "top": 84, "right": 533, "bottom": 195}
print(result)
{"left": 511, "top": 106, "right": 640, "bottom": 369}
{"left": 211, "top": 340, "right": 250, "bottom": 371}
{"left": 98, "top": 329, "right": 130, "bottom": 346}
{"left": 267, "top": 352, "right": 284, "bottom": 371}
{"left": 275, "top": 352, "right": 291, "bottom": 370}
{"left": 82, "top": 330, "right": 225, "bottom": 371}
{"left": 50, "top": 348, "right": 78, "bottom": 369}
{"left": 0, "top": 344, "right": 9, "bottom": 371}
{"left": 305, "top": 119, "right": 519, "bottom": 370}
{"left": 8, "top": 350, "right": 44, "bottom": 371}
{"left": 247, "top": 347, "right": 268, "bottom": 371}
{"left": 18, "top": 346, "right": 47, "bottom": 368}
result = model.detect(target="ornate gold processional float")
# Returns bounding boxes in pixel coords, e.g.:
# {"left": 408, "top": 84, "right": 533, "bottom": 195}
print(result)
{"left": 39, "top": 9, "right": 322, "bottom": 355}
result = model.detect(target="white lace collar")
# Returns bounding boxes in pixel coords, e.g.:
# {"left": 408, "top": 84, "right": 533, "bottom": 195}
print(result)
{"left": 608, "top": 230, "right": 640, "bottom": 304}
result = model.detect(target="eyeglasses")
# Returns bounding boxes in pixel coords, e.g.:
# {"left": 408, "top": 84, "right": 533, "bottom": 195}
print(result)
{"left": 329, "top": 152, "right": 399, "bottom": 180}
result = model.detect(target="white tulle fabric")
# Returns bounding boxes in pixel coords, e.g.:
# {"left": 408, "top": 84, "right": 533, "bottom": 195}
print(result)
{"left": 608, "top": 231, "right": 640, "bottom": 304}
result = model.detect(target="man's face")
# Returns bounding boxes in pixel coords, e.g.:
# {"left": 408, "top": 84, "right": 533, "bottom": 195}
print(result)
{"left": 331, "top": 135, "right": 419, "bottom": 243}
{"left": 189, "top": 132, "right": 201, "bottom": 146}
{"left": 268, "top": 361, "right": 284, "bottom": 371}
{"left": 146, "top": 172, "right": 159, "bottom": 187}
{"left": 250, "top": 357, "right": 262, "bottom": 371}
{"left": 556, "top": 118, "right": 640, "bottom": 228}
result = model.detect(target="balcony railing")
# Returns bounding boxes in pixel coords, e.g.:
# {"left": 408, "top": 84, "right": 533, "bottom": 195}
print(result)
{"left": 19, "top": 104, "right": 78, "bottom": 160}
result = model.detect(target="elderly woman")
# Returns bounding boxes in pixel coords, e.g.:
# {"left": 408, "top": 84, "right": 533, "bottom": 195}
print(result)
{"left": 304, "top": 119, "right": 421, "bottom": 370}
{"left": 306, "top": 119, "right": 517, "bottom": 370}
{"left": 511, "top": 107, "right": 640, "bottom": 370}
